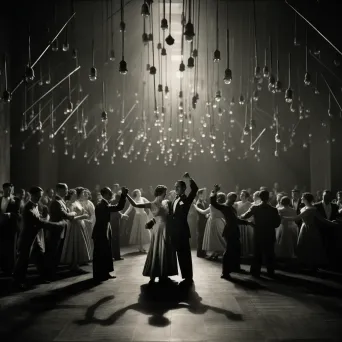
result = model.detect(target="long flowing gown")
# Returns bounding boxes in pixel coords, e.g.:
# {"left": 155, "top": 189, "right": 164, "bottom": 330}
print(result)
{"left": 82, "top": 199, "right": 96, "bottom": 257}
{"left": 202, "top": 205, "right": 226, "bottom": 253}
{"left": 60, "top": 200, "right": 91, "bottom": 266}
{"left": 128, "top": 198, "right": 151, "bottom": 247}
{"left": 297, "top": 207, "right": 327, "bottom": 268}
{"left": 143, "top": 200, "right": 178, "bottom": 278}
{"left": 276, "top": 207, "right": 298, "bottom": 258}
{"left": 235, "top": 200, "right": 253, "bottom": 256}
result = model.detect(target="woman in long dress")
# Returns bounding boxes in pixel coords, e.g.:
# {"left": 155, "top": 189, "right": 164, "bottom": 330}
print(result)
{"left": 61, "top": 188, "right": 91, "bottom": 270}
{"left": 81, "top": 189, "right": 96, "bottom": 257}
{"left": 124, "top": 189, "right": 151, "bottom": 253}
{"left": 283, "top": 192, "right": 338, "bottom": 271}
{"left": 235, "top": 190, "right": 253, "bottom": 257}
{"left": 276, "top": 196, "right": 298, "bottom": 259}
{"left": 194, "top": 192, "right": 226, "bottom": 260}
{"left": 127, "top": 185, "right": 178, "bottom": 284}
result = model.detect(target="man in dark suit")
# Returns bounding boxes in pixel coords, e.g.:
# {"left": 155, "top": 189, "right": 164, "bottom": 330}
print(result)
{"left": 44, "top": 183, "right": 76, "bottom": 279}
{"left": 92, "top": 187, "right": 128, "bottom": 282}
{"left": 169, "top": 173, "right": 198, "bottom": 286}
{"left": 241, "top": 190, "right": 281, "bottom": 277}
{"left": 314, "top": 190, "right": 339, "bottom": 268}
{"left": 0, "top": 183, "right": 21, "bottom": 275}
{"left": 195, "top": 188, "right": 208, "bottom": 258}
{"left": 210, "top": 188, "right": 251, "bottom": 279}
{"left": 291, "top": 188, "right": 305, "bottom": 228}
{"left": 12, "top": 187, "right": 65, "bottom": 289}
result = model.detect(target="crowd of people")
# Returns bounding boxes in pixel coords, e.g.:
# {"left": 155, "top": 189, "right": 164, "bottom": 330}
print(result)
{"left": 0, "top": 178, "right": 341, "bottom": 290}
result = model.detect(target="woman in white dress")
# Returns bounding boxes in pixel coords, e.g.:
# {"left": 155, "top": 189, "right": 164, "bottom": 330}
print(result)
{"left": 235, "top": 190, "right": 253, "bottom": 257}
{"left": 124, "top": 189, "right": 151, "bottom": 253}
{"left": 276, "top": 196, "right": 298, "bottom": 259}
{"left": 194, "top": 192, "right": 226, "bottom": 260}
{"left": 127, "top": 185, "right": 178, "bottom": 284}
{"left": 81, "top": 189, "right": 96, "bottom": 257}
{"left": 61, "top": 188, "right": 91, "bottom": 270}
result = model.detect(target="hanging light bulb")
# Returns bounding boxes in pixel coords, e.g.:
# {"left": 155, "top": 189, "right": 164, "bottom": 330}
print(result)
{"left": 179, "top": 61, "right": 185, "bottom": 72}
{"left": 230, "top": 97, "right": 235, "bottom": 106}
{"left": 165, "top": 34, "right": 175, "bottom": 46}
{"left": 161, "top": 47, "right": 167, "bottom": 56}
{"left": 141, "top": 2, "right": 150, "bottom": 16}
{"left": 101, "top": 110, "right": 108, "bottom": 122}
{"left": 164, "top": 85, "right": 169, "bottom": 98}
{"left": 62, "top": 39, "right": 69, "bottom": 52}
{"left": 25, "top": 65, "right": 35, "bottom": 83}
{"left": 224, "top": 69, "right": 232, "bottom": 84}
{"left": 304, "top": 72, "right": 311, "bottom": 86}
{"left": 2, "top": 90, "right": 12, "bottom": 103}
{"left": 213, "top": 50, "right": 221, "bottom": 62}
{"left": 215, "top": 90, "right": 221, "bottom": 102}
{"left": 158, "top": 84, "right": 163, "bottom": 92}
{"left": 239, "top": 95, "right": 245, "bottom": 105}
{"left": 119, "top": 60, "right": 128, "bottom": 74}
{"left": 284, "top": 88, "right": 292, "bottom": 103}
{"left": 72, "top": 48, "right": 78, "bottom": 59}
{"left": 275, "top": 133, "right": 281, "bottom": 143}
{"left": 250, "top": 119, "right": 256, "bottom": 129}
{"left": 268, "top": 75, "right": 276, "bottom": 92}
{"left": 184, "top": 22, "right": 195, "bottom": 42}
{"left": 51, "top": 39, "right": 58, "bottom": 52}
{"left": 253, "top": 89, "right": 259, "bottom": 101}
{"left": 187, "top": 56, "right": 194, "bottom": 68}
{"left": 274, "top": 150, "right": 279, "bottom": 157}
{"left": 254, "top": 66, "right": 261, "bottom": 79}
{"left": 243, "top": 125, "right": 250, "bottom": 135}
{"left": 66, "top": 99, "right": 73, "bottom": 113}
{"left": 263, "top": 65, "right": 269, "bottom": 78}
{"left": 161, "top": 18, "right": 168, "bottom": 30}
{"left": 275, "top": 80, "right": 282, "bottom": 92}
{"left": 89, "top": 66, "right": 97, "bottom": 81}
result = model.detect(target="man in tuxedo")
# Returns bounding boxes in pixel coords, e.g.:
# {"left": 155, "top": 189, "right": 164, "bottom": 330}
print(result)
{"left": 315, "top": 190, "right": 339, "bottom": 267}
{"left": 169, "top": 173, "right": 198, "bottom": 286}
{"left": 92, "top": 187, "right": 128, "bottom": 282}
{"left": 210, "top": 188, "right": 251, "bottom": 279}
{"left": 195, "top": 188, "right": 208, "bottom": 258}
{"left": 45, "top": 183, "right": 76, "bottom": 279}
{"left": 12, "top": 187, "right": 66, "bottom": 289}
{"left": 241, "top": 190, "right": 281, "bottom": 277}
{"left": 0, "top": 183, "right": 20, "bottom": 275}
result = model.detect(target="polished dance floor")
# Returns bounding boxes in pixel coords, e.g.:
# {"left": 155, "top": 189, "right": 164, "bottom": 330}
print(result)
{"left": 0, "top": 248, "right": 342, "bottom": 342}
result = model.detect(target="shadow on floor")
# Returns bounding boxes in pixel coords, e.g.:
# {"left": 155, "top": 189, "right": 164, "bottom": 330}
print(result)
{"left": 0, "top": 278, "right": 100, "bottom": 340}
{"left": 75, "top": 281, "right": 243, "bottom": 328}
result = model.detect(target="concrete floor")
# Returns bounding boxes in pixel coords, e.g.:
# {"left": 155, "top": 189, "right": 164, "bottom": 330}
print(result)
{"left": 1, "top": 248, "right": 342, "bottom": 342}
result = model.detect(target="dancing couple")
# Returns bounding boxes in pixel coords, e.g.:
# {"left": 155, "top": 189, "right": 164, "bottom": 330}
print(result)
{"left": 127, "top": 172, "right": 198, "bottom": 286}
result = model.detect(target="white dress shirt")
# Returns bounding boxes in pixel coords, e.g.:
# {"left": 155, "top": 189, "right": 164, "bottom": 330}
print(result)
{"left": 173, "top": 197, "right": 181, "bottom": 214}
{"left": 1, "top": 197, "right": 10, "bottom": 214}
{"left": 322, "top": 202, "right": 332, "bottom": 220}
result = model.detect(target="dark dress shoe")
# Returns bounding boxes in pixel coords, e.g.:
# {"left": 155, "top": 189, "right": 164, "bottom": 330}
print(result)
{"left": 115, "top": 257, "right": 124, "bottom": 261}
{"left": 107, "top": 274, "right": 116, "bottom": 279}
{"left": 221, "top": 273, "right": 232, "bottom": 280}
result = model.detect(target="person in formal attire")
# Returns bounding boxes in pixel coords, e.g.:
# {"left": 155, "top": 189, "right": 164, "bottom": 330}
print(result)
{"left": 195, "top": 188, "right": 208, "bottom": 258}
{"left": 92, "top": 187, "right": 128, "bottom": 282}
{"left": 291, "top": 188, "right": 305, "bottom": 229}
{"left": 45, "top": 183, "right": 76, "bottom": 279}
{"left": 314, "top": 190, "right": 339, "bottom": 268}
{"left": 92, "top": 185, "right": 101, "bottom": 205}
{"left": 0, "top": 183, "right": 20, "bottom": 275}
{"left": 210, "top": 188, "right": 251, "bottom": 279}
{"left": 335, "top": 191, "right": 342, "bottom": 209}
{"left": 124, "top": 189, "right": 151, "bottom": 253}
{"left": 112, "top": 184, "right": 120, "bottom": 196}
{"left": 194, "top": 192, "right": 226, "bottom": 260}
{"left": 276, "top": 196, "right": 298, "bottom": 260}
{"left": 12, "top": 187, "right": 65, "bottom": 289}
{"left": 235, "top": 190, "right": 253, "bottom": 257}
{"left": 16, "top": 189, "right": 26, "bottom": 214}
{"left": 110, "top": 191, "right": 126, "bottom": 261}
{"left": 170, "top": 173, "right": 198, "bottom": 286}
{"left": 241, "top": 190, "right": 281, "bottom": 277}
{"left": 81, "top": 189, "right": 96, "bottom": 258}
{"left": 60, "top": 188, "right": 91, "bottom": 271}
{"left": 284, "top": 192, "right": 338, "bottom": 272}
{"left": 127, "top": 185, "right": 178, "bottom": 284}
{"left": 40, "top": 188, "right": 54, "bottom": 209}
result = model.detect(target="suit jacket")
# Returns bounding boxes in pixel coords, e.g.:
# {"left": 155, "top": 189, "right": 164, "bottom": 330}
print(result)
{"left": 314, "top": 201, "right": 339, "bottom": 221}
{"left": 210, "top": 195, "right": 247, "bottom": 239}
{"left": 17, "top": 201, "right": 65, "bottom": 250}
{"left": 49, "top": 195, "right": 73, "bottom": 222}
{"left": 291, "top": 198, "right": 305, "bottom": 215}
{"left": 241, "top": 202, "right": 281, "bottom": 243}
{"left": 170, "top": 179, "right": 199, "bottom": 239}
{"left": 0, "top": 195, "right": 21, "bottom": 238}
{"left": 92, "top": 195, "right": 126, "bottom": 239}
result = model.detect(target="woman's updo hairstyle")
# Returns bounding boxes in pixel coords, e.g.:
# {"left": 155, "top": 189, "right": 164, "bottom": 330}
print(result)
{"left": 154, "top": 185, "right": 167, "bottom": 197}
{"left": 76, "top": 187, "right": 85, "bottom": 198}
{"left": 66, "top": 189, "right": 76, "bottom": 201}
{"left": 302, "top": 192, "right": 314, "bottom": 204}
